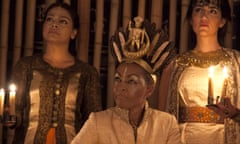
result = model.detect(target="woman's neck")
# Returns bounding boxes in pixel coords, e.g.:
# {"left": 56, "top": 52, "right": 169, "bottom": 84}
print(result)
{"left": 194, "top": 36, "right": 221, "bottom": 53}
{"left": 43, "top": 45, "right": 75, "bottom": 68}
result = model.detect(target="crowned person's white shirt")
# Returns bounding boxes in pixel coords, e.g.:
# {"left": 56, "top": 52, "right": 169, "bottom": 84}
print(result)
{"left": 71, "top": 102, "right": 181, "bottom": 144}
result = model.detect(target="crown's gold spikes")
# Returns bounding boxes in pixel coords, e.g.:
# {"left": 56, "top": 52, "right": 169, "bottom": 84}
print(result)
{"left": 113, "top": 41, "right": 122, "bottom": 62}
{"left": 153, "top": 51, "right": 170, "bottom": 72}
{"left": 147, "top": 32, "right": 160, "bottom": 57}
{"left": 110, "top": 16, "right": 176, "bottom": 75}
{"left": 122, "top": 33, "right": 150, "bottom": 59}
{"left": 151, "top": 41, "right": 170, "bottom": 63}
{"left": 118, "top": 32, "right": 126, "bottom": 51}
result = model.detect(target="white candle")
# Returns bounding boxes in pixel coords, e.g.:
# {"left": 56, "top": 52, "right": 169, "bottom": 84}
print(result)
{"left": 221, "top": 66, "right": 228, "bottom": 97}
{"left": 0, "top": 88, "right": 5, "bottom": 115}
{"left": 9, "top": 84, "right": 16, "bottom": 115}
{"left": 208, "top": 66, "right": 214, "bottom": 104}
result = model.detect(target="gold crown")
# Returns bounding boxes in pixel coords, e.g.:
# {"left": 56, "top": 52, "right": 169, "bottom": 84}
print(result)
{"left": 111, "top": 16, "right": 176, "bottom": 76}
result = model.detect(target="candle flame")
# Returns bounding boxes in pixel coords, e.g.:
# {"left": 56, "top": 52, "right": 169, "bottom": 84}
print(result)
{"left": 9, "top": 84, "right": 16, "bottom": 92}
{"left": 0, "top": 88, "right": 4, "bottom": 95}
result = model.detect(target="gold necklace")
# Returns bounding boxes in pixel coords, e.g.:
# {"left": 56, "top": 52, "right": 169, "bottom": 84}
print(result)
{"left": 176, "top": 49, "right": 232, "bottom": 68}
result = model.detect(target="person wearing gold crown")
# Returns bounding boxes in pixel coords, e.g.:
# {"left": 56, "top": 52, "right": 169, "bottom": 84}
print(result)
{"left": 159, "top": 0, "right": 240, "bottom": 144}
{"left": 71, "top": 17, "right": 181, "bottom": 144}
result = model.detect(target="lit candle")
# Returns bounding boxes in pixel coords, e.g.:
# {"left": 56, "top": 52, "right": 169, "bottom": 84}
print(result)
{"left": 9, "top": 84, "right": 16, "bottom": 115}
{"left": 221, "top": 66, "right": 228, "bottom": 97}
{"left": 208, "top": 66, "right": 214, "bottom": 105}
{"left": 0, "top": 88, "right": 5, "bottom": 115}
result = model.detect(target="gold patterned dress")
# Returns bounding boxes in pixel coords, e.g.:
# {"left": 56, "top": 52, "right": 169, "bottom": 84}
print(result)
{"left": 167, "top": 48, "right": 240, "bottom": 144}
{"left": 10, "top": 54, "right": 102, "bottom": 144}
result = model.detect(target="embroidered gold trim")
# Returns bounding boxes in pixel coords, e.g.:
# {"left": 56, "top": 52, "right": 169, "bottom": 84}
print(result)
{"left": 176, "top": 49, "right": 232, "bottom": 68}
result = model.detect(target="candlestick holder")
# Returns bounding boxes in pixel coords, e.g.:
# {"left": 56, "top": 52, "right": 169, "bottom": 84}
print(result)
{"left": 208, "top": 96, "right": 214, "bottom": 105}
{"left": 0, "top": 106, "right": 16, "bottom": 127}
{"left": 0, "top": 84, "right": 17, "bottom": 127}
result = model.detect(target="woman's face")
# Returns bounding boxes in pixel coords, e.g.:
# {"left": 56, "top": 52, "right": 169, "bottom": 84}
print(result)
{"left": 43, "top": 7, "right": 77, "bottom": 44}
{"left": 113, "top": 63, "right": 154, "bottom": 110}
{"left": 191, "top": 4, "right": 226, "bottom": 37}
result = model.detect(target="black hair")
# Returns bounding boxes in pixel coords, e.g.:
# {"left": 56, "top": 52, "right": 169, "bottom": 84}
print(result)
{"left": 44, "top": 2, "right": 79, "bottom": 29}
{"left": 186, "top": 0, "right": 231, "bottom": 48}
{"left": 44, "top": 2, "right": 80, "bottom": 56}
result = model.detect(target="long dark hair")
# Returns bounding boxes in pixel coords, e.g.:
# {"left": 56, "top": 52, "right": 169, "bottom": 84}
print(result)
{"left": 186, "top": 0, "right": 231, "bottom": 48}
{"left": 44, "top": 2, "right": 80, "bottom": 56}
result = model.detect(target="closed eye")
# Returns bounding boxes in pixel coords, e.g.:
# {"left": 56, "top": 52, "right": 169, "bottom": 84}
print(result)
{"left": 127, "top": 79, "right": 138, "bottom": 85}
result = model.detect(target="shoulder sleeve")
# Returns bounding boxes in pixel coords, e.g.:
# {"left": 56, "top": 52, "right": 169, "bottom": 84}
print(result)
{"left": 227, "top": 50, "right": 240, "bottom": 114}
{"left": 71, "top": 113, "right": 98, "bottom": 144}
{"left": 166, "top": 115, "right": 181, "bottom": 144}
{"left": 158, "top": 61, "right": 175, "bottom": 111}
{"left": 79, "top": 65, "right": 102, "bottom": 127}
{"left": 10, "top": 57, "right": 33, "bottom": 127}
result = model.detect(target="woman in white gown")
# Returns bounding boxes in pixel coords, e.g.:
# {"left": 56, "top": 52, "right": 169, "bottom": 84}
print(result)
{"left": 159, "top": 0, "right": 240, "bottom": 144}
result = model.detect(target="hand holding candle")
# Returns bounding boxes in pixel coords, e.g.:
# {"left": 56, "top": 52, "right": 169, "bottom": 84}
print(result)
{"left": 9, "top": 84, "right": 16, "bottom": 115}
